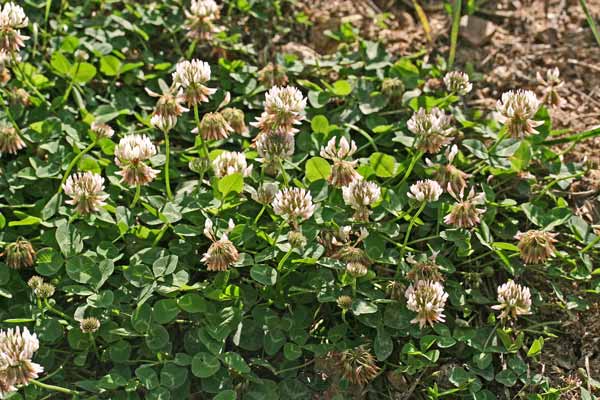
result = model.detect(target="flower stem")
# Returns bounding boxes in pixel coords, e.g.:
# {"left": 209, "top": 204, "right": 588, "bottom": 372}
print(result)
{"left": 279, "top": 159, "right": 289, "bottom": 187}
{"left": 253, "top": 205, "right": 266, "bottom": 226}
{"left": 164, "top": 130, "right": 173, "bottom": 200}
{"left": 43, "top": 298, "right": 76, "bottom": 322}
{"left": 193, "top": 104, "right": 208, "bottom": 185}
{"left": 130, "top": 185, "right": 141, "bottom": 208}
{"left": 396, "top": 151, "right": 424, "bottom": 189}
{"left": 400, "top": 202, "right": 427, "bottom": 259}
{"left": 30, "top": 379, "right": 80, "bottom": 396}
{"left": 10, "top": 54, "right": 49, "bottom": 106}
{"left": 58, "top": 140, "right": 97, "bottom": 193}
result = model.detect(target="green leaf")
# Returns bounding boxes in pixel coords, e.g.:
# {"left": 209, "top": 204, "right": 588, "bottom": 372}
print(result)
{"left": 66, "top": 255, "right": 101, "bottom": 285}
{"left": 178, "top": 293, "right": 208, "bottom": 313}
{"left": 495, "top": 369, "right": 517, "bottom": 387}
{"left": 527, "top": 337, "right": 544, "bottom": 357}
{"left": 331, "top": 80, "right": 352, "bottom": 96}
{"left": 214, "top": 390, "right": 237, "bottom": 400}
{"left": 153, "top": 255, "right": 178, "bottom": 277}
{"left": 55, "top": 223, "right": 83, "bottom": 257}
{"left": 352, "top": 300, "right": 378, "bottom": 315}
{"left": 217, "top": 173, "right": 244, "bottom": 197}
{"left": 152, "top": 299, "right": 180, "bottom": 324}
{"left": 50, "top": 52, "right": 72, "bottom": 76}
{"left": 305, "top": 157, "right": 331, "bottom": 182}
{"left": 250, "top": 265, "right": 277, "bottom": 286}
{"left": 73, "top": 62, "right": 97, "bottom": 84}
{"left": 374, "top": 328, "right": 393, "bottom": 361}
{"left": 369, "top": 152, "right": 396, "bottom": 177}
{"left": 100, "top": 55, "right": 122, "bottom": 76}
{"left": 191, "top": 352, "right": 221, "bottom": 378}
{"left": 311, "top": 115, "right": 329, "bottom": 134}
{"left": 78, "top": 155, "right": 100, "bottom": 174}
{"left": 222, "top": 352, "right": 250, "bottom": 374}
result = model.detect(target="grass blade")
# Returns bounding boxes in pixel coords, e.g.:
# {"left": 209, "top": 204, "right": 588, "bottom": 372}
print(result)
{"left": 412, "top": 0, "right": 433, "bottom": 44}
{"left": 449, "top": 0, "right": 462, "bottom": 66}
{"left": 580, "top": 0, "right": 600, "bottom": 46}
{"left": 543, "top": 127, "right": 600, "bottom": 145}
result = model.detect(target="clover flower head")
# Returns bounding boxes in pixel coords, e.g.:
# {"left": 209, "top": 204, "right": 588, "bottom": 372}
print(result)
{"left": 91, "top": 121, "right": 114, "bottom": 139}
{"left": 34, "top": 283, "right": 55, "bottom": 299}
{"left": 201, "top": 219, "right": 239, "bottom": 271}
{"left": 80, "top": 317, "right": 101, "bottom": 333}
{"left": 4, "top": 239, "right": 35, "bottom": 269}
{"left": 346, "top": 261, "right": 368, "bottom": 278}
{"left": 212, "top": 151, "right": 252, "bottom": 178}
{"left": 27, "top": 276, "right": 43, "bottom": 290}
{"left": 336, "top": 295, "right": 353, "bottom": 310}
{"left": 251, "top": 182, "right": 279, "bottom": 205}
{"left": 496, "top": 90, "right": 542, "bottom": 138}
{"left": 407, "top": 179, "right": 443, "bottom": 203}
{"left": 287, "top": 230, "right": 307, "bottom": 250}
{"left": 63, "top": 172, "right": 109, "bottom": 215}
{"left": 381, "top": 77, "right": 405, "bottom": 99}
{"left": 340, "top": 345, "right": 381, "bottom": 385}
{"left": 146, "top": 87, "right": 189, "bottom": 132}
{"left": 0, "top": 122, "right": 25, "bottom": 154}
{"left": 342, "top": 180, "right": 380, "bottom": 221}
{"left": 184, "top": 0, "right": 220, "bottom": 40}
{"left": 537, "top": 68, "right": 564, "bottom": 108}
{"left": 444, "top": 186, "right": 485, "bottom": 228}
{"left": 0, "top": 3, "right": 29, "bottom": 53}
{"left": 252, "top": 86, "right": 306, "bottom": 134}
{"left": 221, "top": 107, "right": 249, "bottom": 136}
{"left": 407, "top": 108, "right": 454, "bottom": 154}
{"left": 114, "top": 134, "right": 160, "bottom": 186}
{"left": 432, "top": 147, "right": 470, "bottom": 195}
{"left": 0, "top": 327, "right": 43, "bottom": 397}
{"left": 272, "top": 188, "right": 315, "bottom": 225}
{"left": 515, "top": 230, "right": 557, "bottom": 264}
{"left": 405, "top": 280, "right": 448, "bottom": 328}
{"left": 172, "top": 59, "right": 216, "bottom": 106}
{"left": 195, "top": 112, "right": 233, "bottom": 141}
{"left": 256, "top": 130, "right": 295, "bottom": 166}
{"left": 406, "top": 251, "right": 444, "bottom": 282}
{"left": 320, "top": 137, "right": 360, "bottom": 187}
{"left": 492, "top": 280, "right": 532, "bottom": 320}
{"left": 444, "top": 71, "right": 472, "bottom": 95}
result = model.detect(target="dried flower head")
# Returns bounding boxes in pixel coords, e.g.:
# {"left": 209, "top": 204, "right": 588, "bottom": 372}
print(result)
{"left": 346, "top": 261, "right": 368, "bottom": 278}
{"left": 34, "top": 283, "right": 55, "bottom": 299}
{"left": 320, "top": 137, "right": 360, "bottom": 187}
{"left": 114, "top": 134, "right": 160, "bottom": 186}
{"left": 405, "top": 280, "right": 448, "bottom": 328}
{"left": 4, "top": 239, "right": 35, "bottom": 269}
{"left": 407, "top": 179, "right": 443, "bottom": 203}
{"left": 27, "top": 276, "right": 43, "bottom": 290}
{"left": 258, "top": 63, "right": 289, "bottom": 87}
{"left": 11, "top": 88, "right": 29, "bottom": 106}
{"left": 251, "top": 182, "right": 279, "bottom": 205}
{"left": 337, "top": 246, "right": 371, "bottom": 266}
{"left": 381, "top": 77, "right": 405, "bottom": 99}
{"left": 252, "top": 86, "right": 306, "bottom": 135}
{"left": 340, "top": 345, "right": 381, "bottom": 385}
{"left": 196, "top": 112, "right": 233, "bottom": 141}
{"left": 212, "top": 151, "right": 252, "bottom": 178}
{"left": 272, "top": 188, "right": 315, "bottom": 227}
{"left": 287, "top": 230, "right": 307, "bottom": 250}
{"left": 221, "top": 107, "right": 249, "bottom": 136}
{"left": 0, "top": 122, "right": 25, "bottom": 154}
{"left": 256, "top": 130, "right": 295, "bottom": 171}
{"left": 444, "top": 186, "right": 485, "bottom": 228}
{"left": 386, "top": 281, "right": 405, "bottom": 301}
{"left": 63, "top": 172, "right": 109, "bottom": 214}
{"left": 406, "top": 252, "right": 444, "bottom": 282}
{"left": 342, "top": 180, "right": 381, "bottom": 221}
{"left": 146, "top": 87, "right": 189, "bottom": 132}
{"left": 0, "top": 3, "right": 29, "bottom": 53}
{"left": 492, "top": 280, "right": 532, "bottom": 320}
{"left": 80, "top": 317, "right": 101, "bottom": 333}
{"left": 407, "top": 108, "right": 454, "bottom": 154}
{"left": 515, "top": 230, "right": 557, "bottom": 264}
{"left": 496, "top": 90, "right": 542, "bottom": 139}
{"left": 336, "top": 295, "right": 353, "bottom": 311}
{"left": 201, "top": 219, "right": 239, "bottom": 272}
{"left": 172, "top": 59, "right": 216, "bottom": 106}
{"left": 0, "top": 327, "right": 43, "bottom": 397}
{"left": 91, "top": 121, "right": 114, "bottom": 139}
{"left": 184, "top": 0, "right": 220, "bottom": 41}
{"left": 537, "top": 67, "right": 563, "bottom": 108}
{"left": 444, "top": 71, "right": 472, "bottom": 95}
{"left": 431, "top": 147, "right": 470, "bottom": 195}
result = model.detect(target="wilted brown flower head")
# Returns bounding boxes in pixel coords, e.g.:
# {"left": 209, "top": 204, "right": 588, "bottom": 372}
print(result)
{"left": 0, "top": 122, "right": 25, "bottom": 154}
{"left": 496, "top": 90, "right": 542, "bottom": 139}
{"left": 444, "top": 186, "right": 485, "bottom": 229}
{"left": 407, "top": 108, "right": 454, "bottom": 154}
{"left": 406, "top": 252, "right": 444, "bottom": 282}
{"left": 63, "top": 172, "right": 109, "bottom": 215}
{"left": 258, "top": 63, "right": 289, "bottom": 87}
{"left": 201, "top": 219, "right": 239, "bottom": 272}
{"left": 515, "top": 230, "right": 557, "bottom": 264}
{"left": 336, "top": 295, "right": 353, "bottom": 310}
{"left": 386, "top": 281, "right": 405, "bottom": 301}
{"left": 196, "top": 112, "right": 233, "bottom": 141}
{"left": 4, "top": 238, "right": 35, "bottom": 269}
{"left": 340, "top": 345, "right": 381, "bottom": 386}
{"left": 537, "top": 67, "right": 563, "bottom": 108}
{"left": 80, "top": 317, "right": 101, "bottom": 333}
{"left": 251, "top": 182, "right": 279, "bottom": 205}
{"left": 221, "top": 107, "right": 248, "bottom": 136}
{"left": 405, "top": 280, "right": 448, "bottom": 328}
{"left": 0, "top": 326, "right": 43, "bottom": 397}
{"left": 256, "top": 130, "right": 295, "bottom": 172}
{"left": 491, "top": 280, "right": 532, "bottom": 320}
{"left": 320, "top": 137, "right": 360, "bottom": 187}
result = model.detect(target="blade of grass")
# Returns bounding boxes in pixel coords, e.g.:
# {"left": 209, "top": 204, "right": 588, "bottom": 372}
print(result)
{"left": 542, "top": 127, "right": 600, "bottom": 145}
{"left": 580, "top": 0, "right": 600, "bottom": 47}
{"left": 449, "top": 0, "right": 462, "bottom": 66}
{"left": 412, "top": 0, "right": 433, "bottom": 44}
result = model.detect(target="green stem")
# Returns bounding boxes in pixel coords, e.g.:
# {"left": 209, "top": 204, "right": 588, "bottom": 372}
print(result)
{"left": 253, "top": 205, "right": 266, "bottom": 225}
{"left": 130, "top": 185, "right": 141, "bottom": 208}
{"left": 61, "top": 61, "right": 81, "bottom": 105}
{"left": 0, "top": 91, "right": 22, "bottom": 134}
{"left": 400, "top": 202, "right": 426, "bottom": 259}
{"left": 448, "top": 0, "right": 462, "bottom": 67}
{"left": 10, "top": 54, "right": 49, "bottom": 106}
{"left": 164, "top": 130, "right": 173, "bottom": 200}
{"left": 58, "top": 140, "right": 97, "bottom": 193}
{"left": 277, "top": 248, "right": 293, "bottom": 271}
{"left": 193, "top": 104, "right": 208, "bottom": 186}
{"left": 581, "top": 235, "right": 600, "bottom": 254}
{"left": 279, "top": 159, "right": 289, "bottom": 187}
{"left": 43, "top": 298, "right": 75, "bottom": 322}
{"left": 30, "top": 379, "right": 80, "bottom": 396}
{"left": 396, "top": 151, "right": 424, "bottom": 189}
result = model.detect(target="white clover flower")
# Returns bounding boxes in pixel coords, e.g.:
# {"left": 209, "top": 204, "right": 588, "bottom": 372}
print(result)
{"left": 146, "top": 87, "right": 189, "bottom": 132}
{"left": 0, "top": 3, "right": 29, "bottom": 53}
{"left": 444, "top": 186, "right": 485, "bottom": 228}
{"left": 272, "top": 188, "right": 315, "bottom": 226}
{"left": 114, "top": 134, "right": 160, "bottom": 186}
{"left": 514, "top": 230, "right": 557, "bottom": 265}
{"left": 0, "top": 327, "right": 43, "bottom": 398}
{"left": 407, "top": 108, "right": 454, "bottom": 154}
{"left": 405, "top": 280, "right": 448, "bottom": 328}
{"left": 492, "top": 280, "right": 532, "bottom": 320}
{"left": 184, "top": 0, "right": 220, "bottom": 40}
{"left": 195, "top": 112, "right": 233, "bottom": 141}
{"left": 320, "top": 137, "right": 360, "bottom": 187}
{"left": 443, "top": 71, "right": 472, "bottom": 95}
{"left": 172, "top": 59, "right": 216, "bottom": 106}
{"left": 0, "top": 121, "right": 25, "bottom": 154}
{"left": 256, "top": 130, "right": 295, "bottom": 169}
{"left": 63, "top": 172, "right": 109, "bottom": 215}
{"left": 496, "top": 90, "right": 542, "bottom": 139}
{"left": 212, "top": 151, "right": 252, "bottom": 178}
{"left": 201, "top": 218, "right": 239, "bottom": 271}
{"left": 251, "top": 182, "right": 279, "bottom": 205}
{"left": 252, "top": 86, "right": 306, "bottom": 135}
{"left": 537, "top": 67, "right": 564, "bottom": 108}
{"left": 407, "top": 179, "right": 442, "bottom": 203}
{"left": 342, "top": 180, "right": 381, "bottom": 221}
{"left": 80, "top": 317, "right": 101, "bottom": 333}
{"left": 91, "top": 121, "right": 114, "bottom": 139}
